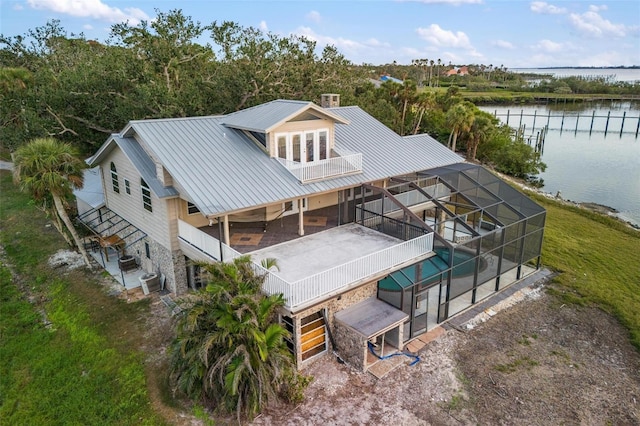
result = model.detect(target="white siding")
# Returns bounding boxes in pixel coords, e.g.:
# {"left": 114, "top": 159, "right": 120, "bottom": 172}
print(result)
{"left": 101, "top": 147, "right": 174, "bottom": 250}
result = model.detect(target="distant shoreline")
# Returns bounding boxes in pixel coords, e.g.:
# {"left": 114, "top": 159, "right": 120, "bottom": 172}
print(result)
{"left": 512, "top": 66, "right": 640, "bottom": 70}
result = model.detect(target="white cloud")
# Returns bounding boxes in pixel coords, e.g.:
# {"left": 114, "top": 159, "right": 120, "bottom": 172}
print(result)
{"left": 294, "top": 26, "right": 366, "bottom": 53}
{"left": 13, "top": 3, "right": 24, "bottom": 10}
{"left": 532, "top": 39, "right": 566, "bottom": 52}
{"left": 588, "top": 5, "right": 607, "bottom": 13}
{"left": 83, "top": 24, "right": 93, "bottom": 30}
{"left": 365, "top": 38, "right": 391, "bottom": 48}
{"left": 26, "top": 0, "right": 149, "bottom": 25}
{"left": 259, "top": 20, "right": 268, "bottom": 32}
{"left": 416, "top": 24, "right": 473, "bottom": 49}
{"left": 306, "top": 10, "right": 321, "bottom": 23}
{"left": 569, "top": 9, "right": 628, "bottom": 37}
{"left": 492, "top": 39, "right": 515, "bottom": 50}
{"left": 530, "top": 2, "right": 567, "bottom": 15}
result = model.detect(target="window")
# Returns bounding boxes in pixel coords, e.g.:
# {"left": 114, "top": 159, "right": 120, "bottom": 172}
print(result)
{"left": 306, "top": 132, "right": 315, "bottom": 162}
{"left": 187, "top": 202, "right": 200, "bottom": 215}
{"left": 144, "top": 242, "right": 150, "bottom": 259}
{"left": 319, "top": 130, "right": 328, "bottom": 160}
{"left": 141, "top": 179, "right": 152, "bottom": 212}
{"left": 275, "top": 129, "right": 330, "bottom": 164}
{"left": 292, "top": 133, "right": 301, "bottom": 162}
{"left": 110, "top": 162, "right": 119, "bottom": 193}
{"left": 124, "top": 179, "right": 131, "bottom": 195}
{"left": 277, "top": 135, "right": 287, "bottom": 159}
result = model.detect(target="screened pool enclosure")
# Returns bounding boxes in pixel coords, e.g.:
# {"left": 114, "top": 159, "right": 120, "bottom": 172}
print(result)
{"left": 353, "top": 163, "right": 546, "bottom": 341}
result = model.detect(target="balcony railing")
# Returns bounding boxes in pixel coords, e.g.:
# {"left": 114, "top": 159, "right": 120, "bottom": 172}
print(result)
{"left": 178, "top": 219, "right": 433, "bottom": 310}
{"left": 276, "top": 151, "right": 363, "bottom": 183}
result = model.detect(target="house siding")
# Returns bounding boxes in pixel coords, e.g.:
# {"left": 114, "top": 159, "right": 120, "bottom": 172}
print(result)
{"left": 101, "top": 147, "right": 173, "bottom": 250}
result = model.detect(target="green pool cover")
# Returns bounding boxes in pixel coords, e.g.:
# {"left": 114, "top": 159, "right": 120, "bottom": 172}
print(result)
{"left": 378, "top": 248, "right": 478, "bottom": 291}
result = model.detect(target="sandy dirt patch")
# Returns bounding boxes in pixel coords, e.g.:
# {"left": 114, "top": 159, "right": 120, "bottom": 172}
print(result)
{"left": 252, "top": 288, "right": 639, "bottom": 426}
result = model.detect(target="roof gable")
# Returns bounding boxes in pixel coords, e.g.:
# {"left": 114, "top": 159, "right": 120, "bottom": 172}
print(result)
{"left": 222, "top": 99, "right": 349, "bottom": 133}
{"left": 88, "top": 134, "right": 178, "bottom": 199}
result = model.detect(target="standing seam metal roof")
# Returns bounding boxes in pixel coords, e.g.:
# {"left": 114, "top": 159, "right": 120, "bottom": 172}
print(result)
{"left": 222, "top": 99, "right": 348, "bottom": 133}
{"left": 94, "top": 101, "right": 464, "bottom": 217}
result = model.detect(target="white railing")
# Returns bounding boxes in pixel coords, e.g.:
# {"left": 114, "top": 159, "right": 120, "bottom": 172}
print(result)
{"left": 276, "top": 152, "right": 363, "bottom": 183}
{"left": 282, "top": 232, "right": 433, "bottom": 308}
{"left": 178, "top": 220, "right": 242, "bottom": 262}
{"left": 178, "top": 219, "right": 434, "bottom": 310}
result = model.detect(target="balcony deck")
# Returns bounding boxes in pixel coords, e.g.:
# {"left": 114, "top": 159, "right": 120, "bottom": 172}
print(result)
{"left": 198, "top": 205, "right": 340, "bottom": 253}
{"left": 249, "top": 223, "right": 405, "bottom": 283}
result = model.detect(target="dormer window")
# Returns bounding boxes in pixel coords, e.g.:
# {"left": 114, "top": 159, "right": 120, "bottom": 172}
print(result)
{"left": 275, "top": 129, "right": 329, "bottom": 164}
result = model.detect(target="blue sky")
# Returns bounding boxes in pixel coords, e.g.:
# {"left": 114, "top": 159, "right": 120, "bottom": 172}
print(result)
{"left": 1, "top": 0, "right": 639, "bottom": 67}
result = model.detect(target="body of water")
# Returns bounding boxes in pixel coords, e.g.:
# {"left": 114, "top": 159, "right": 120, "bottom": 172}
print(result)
{"left": 480, "top": 103, "right": 640, "bottom": 227}
{"left": 512, "top": 68, "right": 640, "bottom": 83}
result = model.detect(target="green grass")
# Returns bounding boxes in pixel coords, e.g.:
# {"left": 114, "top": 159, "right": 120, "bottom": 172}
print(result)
{"left": 528, "top": 192, "right": 640, "bottom": 350}
{"left": 0, "top": 172, "right": 166, "bottom": 425}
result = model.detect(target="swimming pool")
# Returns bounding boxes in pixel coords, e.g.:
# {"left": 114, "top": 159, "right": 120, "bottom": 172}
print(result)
{"left": 378, "top": 247, "right": 485, "bottom": 291}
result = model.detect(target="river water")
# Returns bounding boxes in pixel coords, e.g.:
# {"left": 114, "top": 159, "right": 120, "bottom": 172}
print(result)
{"left": 512, "top": 68, "right": 640, "bottom": 83}
{"left": 479, "top": 102, "right": 640, "bottom": 227}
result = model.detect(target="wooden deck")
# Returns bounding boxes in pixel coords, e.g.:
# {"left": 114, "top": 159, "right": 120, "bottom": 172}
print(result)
{"left": 198, "top": 205, "right": 340, "bottom": 253}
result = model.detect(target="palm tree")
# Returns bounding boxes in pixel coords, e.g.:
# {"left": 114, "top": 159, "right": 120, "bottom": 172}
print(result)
{"left": 446, "top": 101, "right": 475, "bottom": 152}
{"left": 411, "top": 90, "right": 436, "bottom": 134}
{"left": 429, "top": 59, "right": 435, "bottom": 87}
{"left": 170, "top": 256, "right": 300, "bottom": 421}
{"left": 466, "top": 110, "right": 494, "bottom": 161}
{"left": 13, "top": 137, "right": 92, "bottom": 268}
{"left": 398, "top": 80, "right": 418, "bottom": 135}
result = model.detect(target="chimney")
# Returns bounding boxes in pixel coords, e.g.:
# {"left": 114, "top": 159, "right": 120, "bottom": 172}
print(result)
{"left": 320, "top": 94, "right": 340, "bottom": 108}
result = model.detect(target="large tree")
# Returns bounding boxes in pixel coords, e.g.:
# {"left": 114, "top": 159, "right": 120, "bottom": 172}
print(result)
{"left": 446, "top": 101, "right": 475, "bottom": 152}
{"left": 13, "top": 137, "right": 92, "bottom": 268}
{"left": 466, "top": 110, "right": 496, "bottom": 161}
{"left": 169, "top": 256, "right": 303, "bottom": 422}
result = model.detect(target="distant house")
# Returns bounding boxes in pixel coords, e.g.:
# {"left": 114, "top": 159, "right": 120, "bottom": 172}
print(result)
{"left": 380, "top": 74, "right": 404, "bottom": 84}
{"left": 76, "top": 94, "right": 545, "bottom": 371}
{"left": 446, "top": 66, "right": 469, "bottom": 77}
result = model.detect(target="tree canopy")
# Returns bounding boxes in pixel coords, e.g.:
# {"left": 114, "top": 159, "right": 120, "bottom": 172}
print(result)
{"left": 2, "top": 9, "right": 552, "bottom": 181}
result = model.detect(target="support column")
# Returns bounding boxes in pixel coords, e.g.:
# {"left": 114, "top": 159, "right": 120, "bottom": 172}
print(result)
{"left": 437, "top": 208, "right": 447, "bottom": 237}
{"left": 223, "top": 214, "right": 230, "bottom": 245}
{"left": 298, "top": 198, "right": 305, "bottom": 236}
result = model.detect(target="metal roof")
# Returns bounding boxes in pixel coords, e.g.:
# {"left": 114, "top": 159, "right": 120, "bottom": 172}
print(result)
{"left": 331, "top": 106, "right": 464, "bottom": 179}
{"left": 222, "top": 99, "right": 348, "bottom": 133}
{"left": 87, "top": 134, "right": 178, "bottom": 199}
{"left": 116, "top": 136, "right": 179, "bottom": 199}
{"left": 90, "top": 102, "right": 465, "bottom": 217}
{"left": 73, "top": 167, "right": 105, "bottom": 208}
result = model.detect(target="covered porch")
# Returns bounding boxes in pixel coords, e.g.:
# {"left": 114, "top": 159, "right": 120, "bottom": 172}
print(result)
{"left": 196, "top": 205, "right": 341, "bottom": 254}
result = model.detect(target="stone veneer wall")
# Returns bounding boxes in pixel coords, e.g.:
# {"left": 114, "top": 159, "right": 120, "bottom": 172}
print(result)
{"left": 293, "top": 280, "right": 378, "bottom": 368}
{"left": 333, "top": 321, "right": 368, "bottom": 371}
{"left": 128, "top": 238, "right": 188, "bottom": 295}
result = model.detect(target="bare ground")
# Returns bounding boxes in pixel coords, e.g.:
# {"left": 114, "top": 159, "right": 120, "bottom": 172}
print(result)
{"left": 251, "top": 287, "right": 640, "bottom": 426}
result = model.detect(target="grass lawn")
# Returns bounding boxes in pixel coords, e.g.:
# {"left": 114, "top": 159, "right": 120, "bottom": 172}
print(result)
{"left": 529, "top": 192, "right": 640, "bottom": 350}
{"left": 0, "top": 171, "right": 167, "bottom": 425}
